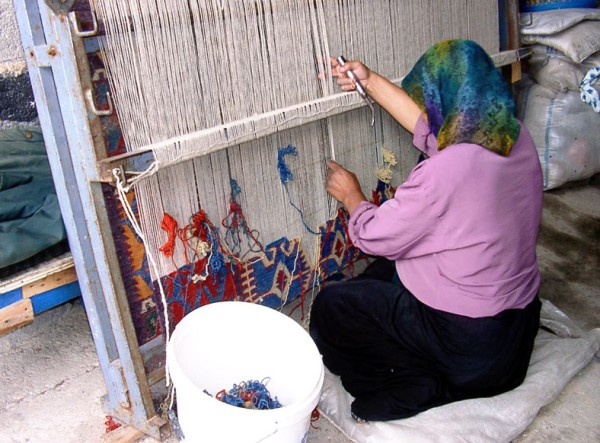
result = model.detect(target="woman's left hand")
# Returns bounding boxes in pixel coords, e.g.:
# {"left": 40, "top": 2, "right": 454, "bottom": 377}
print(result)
{"left": 326, "top": 160, "right": 367, "bottom": 215}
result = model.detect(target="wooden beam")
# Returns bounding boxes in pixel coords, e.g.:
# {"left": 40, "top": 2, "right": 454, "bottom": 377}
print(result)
{"left": 0, "top": 253, "right": 74, "bottom": 295}
{"left": 102, "top": 425, "right": 144, "bottom": 443}
{"left": 22, "top": 267, "right": 78, "bottom": 299}
{"left": 0, "top": 299, "right": 33, "bottom": 336}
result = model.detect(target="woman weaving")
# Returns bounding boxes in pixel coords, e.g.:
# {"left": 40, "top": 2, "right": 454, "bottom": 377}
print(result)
{"left": 310, "top": 39, "right": 543, "bottom": 421}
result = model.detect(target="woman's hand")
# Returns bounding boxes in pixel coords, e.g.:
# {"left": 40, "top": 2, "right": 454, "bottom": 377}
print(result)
{"left": 320, "top": 56, "right": 423, "bottom": 134}
{"left": 326, "top": 160, "right": 367, "bottom": 215}
{"left": 329, "top": 57, "right": 372, "bottom": 93}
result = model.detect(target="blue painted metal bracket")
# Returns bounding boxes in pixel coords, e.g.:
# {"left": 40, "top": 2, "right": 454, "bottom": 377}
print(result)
{"left": 12, "top": 0, "right": 168, "bottom": 439}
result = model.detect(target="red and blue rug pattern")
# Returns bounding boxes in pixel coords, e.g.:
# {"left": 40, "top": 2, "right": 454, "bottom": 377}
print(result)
{"left": 153, "top": 208, "right": 366, "bottom": 335}
{"left": 93, "top": 50, "right": 162, "bottom": 346}
{"left": 92, "top": 48, "right": 386, "bottom": 344}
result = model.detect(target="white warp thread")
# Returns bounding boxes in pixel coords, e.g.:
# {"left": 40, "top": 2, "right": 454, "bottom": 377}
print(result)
{"left": 92, "top": 0, "right": 499, "bottom": 280}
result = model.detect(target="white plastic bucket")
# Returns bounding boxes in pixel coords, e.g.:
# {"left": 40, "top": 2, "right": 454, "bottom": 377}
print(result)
{"left": 166, "top": 301, "right": 324, "bottom": 443}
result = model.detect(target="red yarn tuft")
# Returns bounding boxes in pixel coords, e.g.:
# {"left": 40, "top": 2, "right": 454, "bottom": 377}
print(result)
{"left": 159, "top": 212, "right": 178, "bottom": 257}
{"left": 104, "top": 415, "right": 121, "bottom": 433}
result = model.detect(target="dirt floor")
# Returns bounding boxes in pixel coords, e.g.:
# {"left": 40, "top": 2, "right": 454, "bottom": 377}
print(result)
{"left": 1, "top": 177, "right": 599, "bottom": 443}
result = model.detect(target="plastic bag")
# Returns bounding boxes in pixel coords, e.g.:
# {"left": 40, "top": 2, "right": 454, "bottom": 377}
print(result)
{"left": 515, "top": 76, "right": 600, "bottom": 190}
{"left": 525, "top": 44, "right": 600, "bottom": 93}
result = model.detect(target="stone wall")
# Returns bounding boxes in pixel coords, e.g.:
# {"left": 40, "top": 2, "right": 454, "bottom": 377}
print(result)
{"left": 0, "top": 0, "right": 25, "bottom": 68}
{"left": 0, "top": 0, "right": 37, "bottom": 126}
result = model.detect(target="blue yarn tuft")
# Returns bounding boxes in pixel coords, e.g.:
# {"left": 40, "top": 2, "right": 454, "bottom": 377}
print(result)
{"left": 211, "top": 378, "right": 283, "bottom": 410}
{"left": 276, "top": 144, "right": 319, "bottom": 235}
{"left": 277, "top": 144, "right": 298, "bottom": 184}
{"left": 230, "top": 179, "right": 242, "bottom": 196}
{"left": 206, "top": 228, "right": 224, "bottom": 273}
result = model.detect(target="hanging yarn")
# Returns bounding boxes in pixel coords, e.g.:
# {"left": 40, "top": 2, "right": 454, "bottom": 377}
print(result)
{"left": 277, "top": 145, "right": 321, "bottom": 235}
{"left": 158, "top": 210, "right": 243, "bottom": 333}
{"left": 277, "top": 145, "right": 297, "bottom": 184}
{"left": 112, "top": 169, "right": 174, "bottom": 395}
{"left": 159, "top": 213, "right": 178, "bottom": 257}
{"left": 158, "top": 209, "right": 238, "bottom": 282}
{"left": 373, "top": 147, "right": 398, "bottom": 206}
{"left": 221, "top": 179, "right": 264, "bottom": 258}
{"left": 189, "top": 211, "right": 226, "bottom": 274}
{"left": 207, "top": 379, "right": 283, "bottom": 410}
{"left": 376, "top": 147, "right": 398, "bottom": 182}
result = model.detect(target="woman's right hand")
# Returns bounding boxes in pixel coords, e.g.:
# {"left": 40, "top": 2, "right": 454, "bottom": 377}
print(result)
{"left": 322, "top": 55, "right": 422, "bottom": 134}
{"left": 328, "top": 57, "right": 372, "bottom": 93}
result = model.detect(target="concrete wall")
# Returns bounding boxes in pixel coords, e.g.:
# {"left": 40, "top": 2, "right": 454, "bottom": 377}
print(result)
{"left": 0, "top": 0, "right": 26, "bottom": 69}
{"left": 0, "top": 1, "right": 36, "bottom": 124}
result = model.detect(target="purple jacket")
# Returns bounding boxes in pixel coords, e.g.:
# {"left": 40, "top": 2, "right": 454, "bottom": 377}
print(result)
{"left": 348, "top": 116, "right": 543, "bottom": 317}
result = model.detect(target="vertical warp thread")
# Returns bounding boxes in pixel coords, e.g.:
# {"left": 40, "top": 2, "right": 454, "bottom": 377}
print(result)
{"left": 94, "top": 0, "right": 500, "bottom": 281}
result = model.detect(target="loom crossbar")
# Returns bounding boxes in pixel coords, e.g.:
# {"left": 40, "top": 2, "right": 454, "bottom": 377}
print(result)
{"left": 97, "top": 49, "right": 529, "bottom": 184}
{"left": 97, "top": 86, "right": 381, "bottom": 182}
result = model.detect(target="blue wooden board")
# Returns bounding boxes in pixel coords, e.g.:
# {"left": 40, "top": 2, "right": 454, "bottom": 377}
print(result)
{"left": 0, "top": 281, "right": 81, "bottom": 315}
{"left": 30, "top": 281, "right": 81, "bottom": 314}
{"left": 0, "top": 288, "right": 23, "bottom": 309}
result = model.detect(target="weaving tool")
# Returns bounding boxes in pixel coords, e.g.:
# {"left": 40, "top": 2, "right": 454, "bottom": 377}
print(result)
{"left": 336, "top": 55, "right": 375, "bottom": 126}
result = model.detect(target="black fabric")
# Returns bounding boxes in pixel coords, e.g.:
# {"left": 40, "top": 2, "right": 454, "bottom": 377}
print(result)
{"left": 309, "top": 258, "right": 541, "bottom": 421}
{"left": 0, "top": 239, "right": 70, "bottom": 280}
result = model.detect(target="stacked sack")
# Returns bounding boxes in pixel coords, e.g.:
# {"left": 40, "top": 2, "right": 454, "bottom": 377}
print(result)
{"left": 515, "top": 7, "right": 600, "bottom": 190}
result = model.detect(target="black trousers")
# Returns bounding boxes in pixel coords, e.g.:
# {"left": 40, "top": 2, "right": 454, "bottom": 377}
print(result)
{"left": 309, "top": 258, "right": 541, "bottom": 421}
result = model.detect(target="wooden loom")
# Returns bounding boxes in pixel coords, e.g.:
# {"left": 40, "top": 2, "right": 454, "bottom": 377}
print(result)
{"left": 13, "top": 0, "right": 523, "bottom": 438}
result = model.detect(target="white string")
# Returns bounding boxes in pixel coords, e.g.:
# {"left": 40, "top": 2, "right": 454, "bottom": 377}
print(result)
{"left": 112, "top": 168, "right": 172, "bottom": 388}
{"left": 301, "top": 233, "right": 327, "bottom": 330}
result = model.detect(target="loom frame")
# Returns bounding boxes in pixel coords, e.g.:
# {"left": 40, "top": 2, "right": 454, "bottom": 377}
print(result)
{"left": 12, "top": 0, "right": 521, "bottom": 439}
{"left": 13, "top": 0, "right": 167, "bottom": 438}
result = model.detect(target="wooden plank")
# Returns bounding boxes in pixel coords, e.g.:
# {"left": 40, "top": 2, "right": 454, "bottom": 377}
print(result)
{"left": 140, "top": 335, "right": 166, "bottom": 386}
{"left": 0, "top": 288, "right": 23, "bottom": 310}
{"left": 22, "top": 266, "right": 78, "bottom": 298}
{"left": 102, "top": 425, "right": 145, "bottom": 443}
{"left": 0, "top": 299, "right": 33, "bottom": 337}
{"left": 30, "top": 282, "right": 81, "bottom": 314}
{"left": 0, "top": 252, "right": 74, "bottom": 294}
{"left": 511, "top": 61, "right": 522, "bottom": 83}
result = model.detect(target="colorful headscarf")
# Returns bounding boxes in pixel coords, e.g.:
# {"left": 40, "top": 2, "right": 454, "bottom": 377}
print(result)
{"left": 401, "top": 39, "right": 520, "bottom": 156}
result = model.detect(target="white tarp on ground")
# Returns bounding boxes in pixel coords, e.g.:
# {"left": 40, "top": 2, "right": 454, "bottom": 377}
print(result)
{"left": 317, "top": 300, "right": 600, "bottom": 443}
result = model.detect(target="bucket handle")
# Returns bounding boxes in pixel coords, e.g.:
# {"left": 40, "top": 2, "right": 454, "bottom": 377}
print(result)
{"left": 167, "top": 409, "right": 185, "bottom": 441}
{"left": 254, "top": 422, "right": 278, "bottom": 443}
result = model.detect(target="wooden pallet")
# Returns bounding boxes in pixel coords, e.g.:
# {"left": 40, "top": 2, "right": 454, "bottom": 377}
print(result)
{"left": 0, "top": 252, "right": 81, "bottom": 336}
